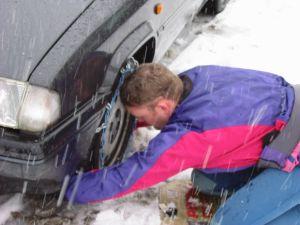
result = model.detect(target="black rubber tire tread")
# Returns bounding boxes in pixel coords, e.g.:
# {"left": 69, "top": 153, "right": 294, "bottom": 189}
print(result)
{"left": 201, "top": 0, "right": 227, "bottom": 15}
{"left": 89, "top": 110, "right": 135, "bottom": 170}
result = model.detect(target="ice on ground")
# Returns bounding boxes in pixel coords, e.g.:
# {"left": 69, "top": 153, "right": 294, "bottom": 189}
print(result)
{"left": 0, "top": 194, "right": 23, "bottom": 225}
{"left": 92, "top": 196, "right": 160, "bottom": 225}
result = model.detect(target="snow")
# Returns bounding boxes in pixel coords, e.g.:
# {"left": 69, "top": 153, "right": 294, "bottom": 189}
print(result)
{"left": 93, "top": 196, "right": 160, "bottom": 225}
{"left": 170, "top": 0, "right": 300, "bottom": 85}
{"left": 1, "top": 0, "right": 300, "bottom": 224}
{"left": 0, "top": 194, "right": 23, "bottom": 225}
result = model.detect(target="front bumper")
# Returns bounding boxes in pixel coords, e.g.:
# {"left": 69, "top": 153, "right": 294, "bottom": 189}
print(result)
{"left": 0, "top": 93, "right": 108, "bottom": 193}
{"left": 0, "top": 133, "right": 78, "bottom": 193}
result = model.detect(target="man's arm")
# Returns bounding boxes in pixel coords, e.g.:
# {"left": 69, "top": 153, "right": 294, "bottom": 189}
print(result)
{"left": 65, "top": 125, "right": 210, "bottom": 204}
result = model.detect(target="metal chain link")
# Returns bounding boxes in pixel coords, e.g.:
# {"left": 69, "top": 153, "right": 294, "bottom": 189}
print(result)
{"left": 98, "top": 57, "right": 139, "bottom": 168}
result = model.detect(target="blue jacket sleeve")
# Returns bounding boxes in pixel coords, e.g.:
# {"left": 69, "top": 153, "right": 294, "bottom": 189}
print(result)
{"left": 65, "top": 126, "right": 190, "bottom": 204}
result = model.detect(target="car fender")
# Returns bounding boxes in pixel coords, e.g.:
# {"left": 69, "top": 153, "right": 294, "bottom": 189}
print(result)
{"left": 100, "top": 21, "right": 155, "bottom": 90}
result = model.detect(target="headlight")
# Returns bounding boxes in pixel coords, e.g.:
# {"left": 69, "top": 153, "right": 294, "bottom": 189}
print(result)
{"left": 0, "top": 77, "right": 61, "bottom": 132}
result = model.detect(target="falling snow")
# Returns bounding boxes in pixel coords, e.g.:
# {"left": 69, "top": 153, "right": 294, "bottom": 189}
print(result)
{"left": 1, "top": 0, "right": 300, "bottom": 224}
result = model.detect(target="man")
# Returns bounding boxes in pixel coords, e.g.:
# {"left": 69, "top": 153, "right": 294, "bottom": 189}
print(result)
{"left": 65, "top": 63, "right": 299, "bottom": 214}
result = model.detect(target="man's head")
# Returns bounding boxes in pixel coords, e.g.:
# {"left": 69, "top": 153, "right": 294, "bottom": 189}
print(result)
{"left": 120, "top": 63, "right": 183, "bottom": 129}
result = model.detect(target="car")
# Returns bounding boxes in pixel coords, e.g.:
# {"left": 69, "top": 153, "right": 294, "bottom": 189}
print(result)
{"left": 0, "top": 0, "right": 228, "bottom": 194}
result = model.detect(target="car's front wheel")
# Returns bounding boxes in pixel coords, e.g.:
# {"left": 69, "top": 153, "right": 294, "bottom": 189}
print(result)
{"left": 90, "top": 95, "right": 135, "bottom": 169}
{"left": 88, "top": 58, "right": 139, "bottom": 169}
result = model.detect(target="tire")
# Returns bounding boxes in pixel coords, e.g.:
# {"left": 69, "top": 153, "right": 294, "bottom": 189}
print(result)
{"left": 90, "top": 94, "right": 135, "bottom": 169}
{"left": 202, "top": 0, "right": 228, "bottom": 15}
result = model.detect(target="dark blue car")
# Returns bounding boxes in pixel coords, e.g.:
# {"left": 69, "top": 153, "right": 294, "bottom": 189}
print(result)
{"left": 0, "top": 0, "right": 227, "bottom": 194}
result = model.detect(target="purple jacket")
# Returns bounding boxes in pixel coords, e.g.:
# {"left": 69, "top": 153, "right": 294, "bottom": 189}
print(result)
{"left": 65, "top": 65, "right": 294, "bottom": 204}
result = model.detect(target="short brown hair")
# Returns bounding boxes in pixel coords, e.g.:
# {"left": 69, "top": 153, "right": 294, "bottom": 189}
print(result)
{"left": 120, "top": 63, "right": 183, "bottom": 107}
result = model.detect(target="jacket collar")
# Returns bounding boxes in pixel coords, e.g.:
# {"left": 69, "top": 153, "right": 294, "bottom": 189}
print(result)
{"left": 178, "top": 75, "right": 193, "bottom": 104}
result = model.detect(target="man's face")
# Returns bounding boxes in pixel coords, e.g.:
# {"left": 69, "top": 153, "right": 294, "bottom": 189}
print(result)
{"left": 126, "top": 99, "right": 173, "bottom": 130}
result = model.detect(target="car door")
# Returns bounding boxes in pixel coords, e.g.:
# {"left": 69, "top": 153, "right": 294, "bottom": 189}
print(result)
{"left": 154, "top": 0, "right": 205, "bottom": 60}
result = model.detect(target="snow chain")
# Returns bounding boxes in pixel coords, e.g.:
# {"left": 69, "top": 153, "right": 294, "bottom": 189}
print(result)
{"left": 98, "top": 57, "right": 139, "bottom": 168}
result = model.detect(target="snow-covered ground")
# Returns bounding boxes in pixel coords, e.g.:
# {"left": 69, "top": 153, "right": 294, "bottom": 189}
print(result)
{"left": 1, "top": 0, "right": 300, "bottom": 224}
{"left": 170, "top": 0, "right": 300, "bottom": 85}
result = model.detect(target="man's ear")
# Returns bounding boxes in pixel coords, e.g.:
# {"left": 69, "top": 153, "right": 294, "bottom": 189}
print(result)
{"left": 155, "top": 99, "right": 171, "bottom": 113}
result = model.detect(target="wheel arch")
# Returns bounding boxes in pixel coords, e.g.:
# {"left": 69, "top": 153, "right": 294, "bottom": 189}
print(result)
{"left": 101, "top": 21, "right": 156, "bottom": 90}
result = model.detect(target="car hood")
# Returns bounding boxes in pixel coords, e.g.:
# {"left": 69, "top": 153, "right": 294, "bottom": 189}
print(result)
{"left": 0, "top": 0, "right": 94, "bottom": 81}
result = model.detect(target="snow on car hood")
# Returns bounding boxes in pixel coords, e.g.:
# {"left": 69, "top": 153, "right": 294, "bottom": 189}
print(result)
{"left": 0, "top": 0, "right": 94, "bottom": 81}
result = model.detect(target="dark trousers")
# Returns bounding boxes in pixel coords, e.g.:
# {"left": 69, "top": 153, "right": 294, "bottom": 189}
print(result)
{"left": 191, "top": 167, "right": 262, "bottom": 196}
